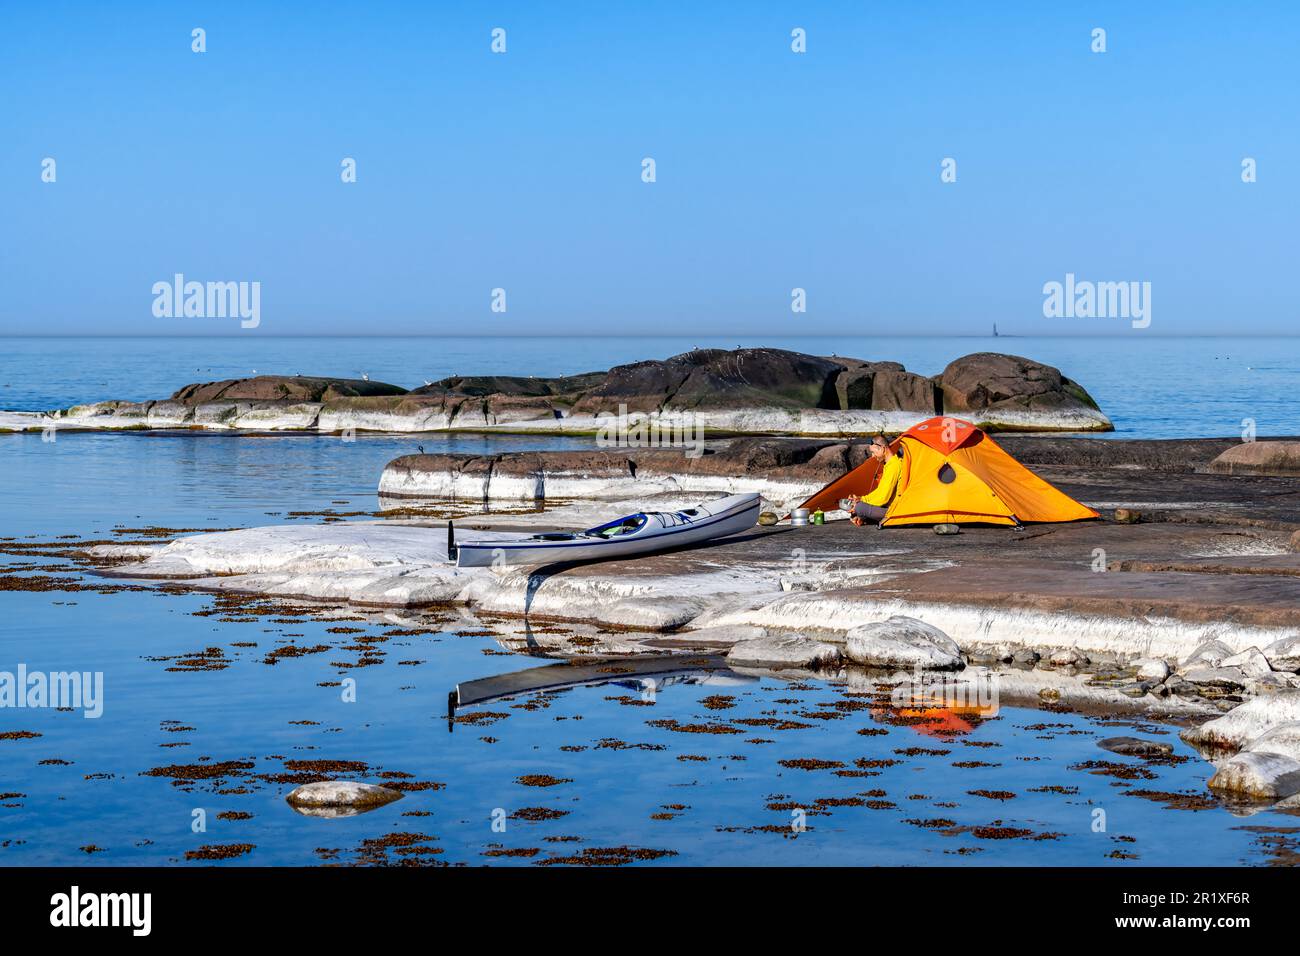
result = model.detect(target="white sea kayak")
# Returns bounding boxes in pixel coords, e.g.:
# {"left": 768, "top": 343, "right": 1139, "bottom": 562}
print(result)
{"left": 450, "top": 493, "right": 762, "bottom": 568}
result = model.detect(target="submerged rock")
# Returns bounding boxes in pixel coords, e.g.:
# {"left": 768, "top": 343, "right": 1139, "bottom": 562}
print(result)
{"left": 844, "top": 616, "right": 962, "bottom": 670}
{"left": 1208, "top": 752, "right": 1300, "bottom": 801}
{"left": 1098, "top": 736, "right": 1174, "bottom": 758}
{"left": 285, "top": 781, "right": 403, "bottom": 816}
{"left": 726, "top": 633, "right": 841, "bottom": 669}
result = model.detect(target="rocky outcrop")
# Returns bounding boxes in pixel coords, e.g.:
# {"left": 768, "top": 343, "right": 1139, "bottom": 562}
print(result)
{"left": 938, "top": 353, "right": 1101, "bottom": 421}
{"left": 571, "top": 348, "right": 845, "bottom": 416}
{"left": 172, "top": 375, "right": 407, "bottom": 404}
{"left": 20, "top": 348, "right": 1112, "bottom": 435}
{"left": 411, "top": 371, "right": 604, "bottom": 400}
{"left": 831, "top": 359, "right": 903, "bottom": 410}
{"left": 1207, "top": 441, "right": 1300, "bottom": 476}
{"left": 868, "top": 370, "right": 940, "bottom": 413}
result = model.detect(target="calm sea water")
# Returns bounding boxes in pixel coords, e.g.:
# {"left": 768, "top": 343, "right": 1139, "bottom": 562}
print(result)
{"left": 2, "top": 335, "right": 1298, "bottom": 439}
{"left": 2, "top": 335, "right": 1298, "bottom": 866}
{"left": 1, "top": 553, "right": 1291, "bottom": 868}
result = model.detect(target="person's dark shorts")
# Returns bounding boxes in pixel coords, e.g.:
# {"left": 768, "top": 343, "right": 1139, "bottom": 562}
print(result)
{"left": 853, "top": 502, "right": 887, "bottom": 522}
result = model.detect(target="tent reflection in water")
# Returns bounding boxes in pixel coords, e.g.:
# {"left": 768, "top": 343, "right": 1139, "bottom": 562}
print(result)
{"left": 797, "top": 416, "right": 1098, "bottom": 527}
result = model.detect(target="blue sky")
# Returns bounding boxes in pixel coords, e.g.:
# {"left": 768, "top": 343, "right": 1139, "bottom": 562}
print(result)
{"left": 1, "top": 1, "right": 1296, "bottom": 336}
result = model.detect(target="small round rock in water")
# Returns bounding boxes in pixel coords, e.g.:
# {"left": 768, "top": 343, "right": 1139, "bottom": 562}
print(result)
{"left": 933, "top": 523, "right": 960, "bottom": 535}
{"left": 286, "top": 780, "right": 402, "bottom": 813}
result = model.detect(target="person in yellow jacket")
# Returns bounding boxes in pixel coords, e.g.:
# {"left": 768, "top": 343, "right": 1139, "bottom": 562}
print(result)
{"left": 850, "top": 436, "right": 903, "bottom": 526}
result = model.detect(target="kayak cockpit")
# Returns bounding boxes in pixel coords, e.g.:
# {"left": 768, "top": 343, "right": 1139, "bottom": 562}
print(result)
{"left": 584, "top": 513, "right": 648, "bottom": 539}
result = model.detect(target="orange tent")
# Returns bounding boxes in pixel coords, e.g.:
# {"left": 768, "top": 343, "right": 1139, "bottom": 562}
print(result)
{"left": 796, "top": 416, "right": 1098, "bottom": 527}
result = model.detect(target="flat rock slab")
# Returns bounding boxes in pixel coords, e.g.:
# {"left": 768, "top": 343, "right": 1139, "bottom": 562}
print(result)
{"left": 862, "top": 562, "right": 1300, "bottom": 630}
{"left": 726, "top": 633, "right": 841, "bottom": 669}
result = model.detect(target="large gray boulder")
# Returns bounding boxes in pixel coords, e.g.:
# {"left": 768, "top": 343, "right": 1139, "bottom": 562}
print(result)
{"left": 1220, "top": 647, "right": 1275, "bottom": 678}
{"left": 1244, "top": 721, "right": 1300, "bottom": 763}
{"left": 1262, "top": 635, "right": 1300, "bottom": 672}
{"left": 1208, "top": 751, "right": 1300, "bottom": 801}
{"left": 1182, "top": 692, "right": 1300, "bottom": 751}
{"left": 844, "top": 616, "right": 963, "bottom": 670}
{"left": 1180, "top": 639, "right": 1234, "bottom": 671}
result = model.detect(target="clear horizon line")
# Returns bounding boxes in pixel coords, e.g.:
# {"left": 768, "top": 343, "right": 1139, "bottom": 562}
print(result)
{"left": 2, "top": 333, "right": 1297, "bottom": 340}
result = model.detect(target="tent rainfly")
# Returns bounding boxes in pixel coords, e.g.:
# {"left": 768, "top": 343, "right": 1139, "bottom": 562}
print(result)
{"left": 795, "top": 416, "right": 1099, "bottom": 527}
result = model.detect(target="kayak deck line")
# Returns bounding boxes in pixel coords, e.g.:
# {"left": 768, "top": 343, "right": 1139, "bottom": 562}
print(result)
{"left": 451, "top": 493, "right": 761, "bottom": 568}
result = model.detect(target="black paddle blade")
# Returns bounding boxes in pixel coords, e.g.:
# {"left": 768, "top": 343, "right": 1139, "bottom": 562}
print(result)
{"left": 447, "top": 520, "right": 457, "bottom": 561}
